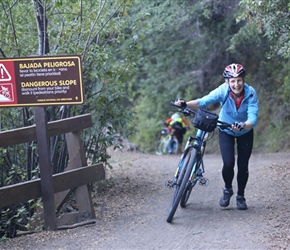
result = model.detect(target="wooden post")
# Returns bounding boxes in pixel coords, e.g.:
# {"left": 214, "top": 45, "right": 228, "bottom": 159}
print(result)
{"left": 34, "top": 107, "right": 57, "bottom": 230}
{"left": 65, "top": 131, "right": 96, "bottom": 218}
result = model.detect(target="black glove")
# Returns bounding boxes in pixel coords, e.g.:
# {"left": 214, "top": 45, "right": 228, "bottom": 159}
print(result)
{"left": 234, "top": 122, "right": 245, "bottom": 131}
{"left": 177, "top": 98, "right": 187, "bottom": 108}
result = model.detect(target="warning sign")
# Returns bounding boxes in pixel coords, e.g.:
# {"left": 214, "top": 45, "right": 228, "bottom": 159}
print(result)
{"left": 0, "top": 55, "right": 84, "bottom": 107}
{"left": 0, "top": 64, "right": 12, "bottom": 82}
{"left": 0, "top": 84, "right": 14, "bottom": 102}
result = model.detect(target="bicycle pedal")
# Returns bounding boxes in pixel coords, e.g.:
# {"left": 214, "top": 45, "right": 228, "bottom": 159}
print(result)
{"left": 199, "top": 177, "right": 209, "bottom": 186}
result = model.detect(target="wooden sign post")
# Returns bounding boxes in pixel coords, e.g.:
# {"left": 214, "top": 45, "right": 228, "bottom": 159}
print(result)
{"left": 0, "top": 55, "right": 84, "bottom": 231}
{"left": 35, "top": 107, "right": 57, "bottom": 230}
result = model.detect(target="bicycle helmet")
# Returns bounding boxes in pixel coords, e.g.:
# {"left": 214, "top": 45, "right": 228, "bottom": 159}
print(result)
{"left": 223, "top": 63, "right": 246, "bottom": 79}
{"left": 171, "top": 113, "right": 180, "bottom": 120}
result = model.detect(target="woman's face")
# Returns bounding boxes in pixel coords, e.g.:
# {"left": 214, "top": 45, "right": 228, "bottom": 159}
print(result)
{"left": 227, "top": 77, "right": 244, "bottom": 96}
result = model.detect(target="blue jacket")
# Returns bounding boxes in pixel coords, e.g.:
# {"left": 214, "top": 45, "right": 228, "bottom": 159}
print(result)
{"left": 198, "top": 82, "right": 259, "bottom": 136}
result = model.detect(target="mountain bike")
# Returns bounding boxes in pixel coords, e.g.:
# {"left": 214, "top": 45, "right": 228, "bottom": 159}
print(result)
{"left": 155, "top": 127, "right": 178, "bottom": 155}
{"left": 165, "top": 102, "right": 232, "bottom": 223}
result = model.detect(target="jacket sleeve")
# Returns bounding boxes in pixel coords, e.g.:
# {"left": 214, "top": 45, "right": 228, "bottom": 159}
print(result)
{"left": 247, "top": 87, "right": 259, "bottom": 127}
{"left": 198, "top": 83, "right": 228, "bottom": 108}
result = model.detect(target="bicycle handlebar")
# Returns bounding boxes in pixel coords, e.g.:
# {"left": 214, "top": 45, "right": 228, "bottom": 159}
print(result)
{"left": 170, "top": 101, "right": 232, "bottom": 130}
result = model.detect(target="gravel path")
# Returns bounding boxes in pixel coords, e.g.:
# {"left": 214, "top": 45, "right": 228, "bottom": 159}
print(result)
{"left": 1, "top": 151, "right": 290, "bottom": 250}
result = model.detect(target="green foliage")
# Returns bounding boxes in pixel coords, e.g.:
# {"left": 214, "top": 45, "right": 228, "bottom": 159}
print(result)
{"left": 0, "top": 199, "right": 41, "bottom": 240}
{"left": 128, "top": 0, "right": 250, "bottom": 152}
{"left": 1, "top": 0, "right": 290, "bottom": 238}
{"left": 0, "top": 1, "right": 36, "bottom": 57}
{"left": 234, "top": 0, "right": 290, "bottom": 151}
{"left": 238, "top": 0, "right": 290, "bottom": 58}
{"left": 124, "top": 0, "right": 290, "bottom": 153}
{"left": 280, "top": 75, "right": 290, "bottom": 102}
{"left": 0, "top": 0, "right": 139, "bottom": 238}
{"left": 0, "top": 0, "right": 139, "bottom": 164}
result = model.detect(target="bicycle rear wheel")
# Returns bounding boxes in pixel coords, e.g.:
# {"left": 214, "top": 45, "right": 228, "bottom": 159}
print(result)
{"left": 170, "top": 137, "right": 178, "bottom": 154}
{"left": 166, "top": 148, "right": 197, "bottom": 223}
{"left": 155, "top": 140, "right": 163, "bottom": 155}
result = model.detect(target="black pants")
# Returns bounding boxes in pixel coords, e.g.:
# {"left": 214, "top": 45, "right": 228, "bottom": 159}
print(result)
{"left": 219, "top": 129, "right": 253, "bottom": 197}
{"left": 173, "top": 130, "right": 184, "bottom": 144}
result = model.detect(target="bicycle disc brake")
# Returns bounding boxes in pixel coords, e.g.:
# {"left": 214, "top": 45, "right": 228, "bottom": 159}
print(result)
{"left": 165, "top": 178, "right": 177, "bottom": 188}
{"left": 199, "top": 177, "right": 209, "bottom": 186}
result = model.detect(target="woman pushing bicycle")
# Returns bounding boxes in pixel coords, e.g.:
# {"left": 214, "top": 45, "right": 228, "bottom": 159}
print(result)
{"left": 175, "top": 63, "right": 259, "bottom": 210}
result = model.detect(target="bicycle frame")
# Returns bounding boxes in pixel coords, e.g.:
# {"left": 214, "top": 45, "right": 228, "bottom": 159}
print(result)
{"left": 174, "top": 129, "right": 207, "bottom": 185}
{"left": 166, "top": 128, "right": 209, "bottom": 223}
{"left": 166, "top": 102, "right": 232, "bottom": 223}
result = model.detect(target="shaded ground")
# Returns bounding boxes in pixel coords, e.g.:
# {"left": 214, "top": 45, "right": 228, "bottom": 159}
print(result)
{"left": 2, "top": 150, "right": 290, "bottom": 249}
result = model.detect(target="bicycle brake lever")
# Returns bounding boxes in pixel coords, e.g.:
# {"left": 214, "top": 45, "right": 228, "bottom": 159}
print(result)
{"left": 219, "top": 125, "right": 227, "bottom": 130}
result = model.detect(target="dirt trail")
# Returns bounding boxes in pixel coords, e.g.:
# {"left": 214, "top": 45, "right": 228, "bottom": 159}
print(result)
{"left": 2, "top": 151, "right": 290, "bottom": 250}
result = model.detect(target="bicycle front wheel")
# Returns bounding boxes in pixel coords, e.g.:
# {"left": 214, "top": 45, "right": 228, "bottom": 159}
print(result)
{"left": 155, "top": 140, "right": 163, "bottom": 155}
{"left": 180, "top": 159, "right": 200, "bottom": 207}
{"left": 156, "top": 136, "right": 171, "bottom": 155}
{"left": 166, "top": 148, "right": 197, "bottom": 223}
{"left": 180, "top": 178, "right": 197, "bottom": 208}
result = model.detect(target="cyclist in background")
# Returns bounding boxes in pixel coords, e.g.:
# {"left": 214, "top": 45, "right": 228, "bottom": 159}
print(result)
{"left": 175, "top": 63, "right": 259, "bottom": 210}
{"left": 164, "top": 113, "right": 188, "bottom": 154}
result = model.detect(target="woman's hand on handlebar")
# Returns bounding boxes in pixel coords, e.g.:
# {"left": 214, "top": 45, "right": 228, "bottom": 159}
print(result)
{"left": 174, "top": 98, "right": 187, "bottom": 108}
{"left": 231, "top": 122, "right": 245, "bottom": 132}
{"left": 171, "top": 100, "right": 194, "bottom": 117}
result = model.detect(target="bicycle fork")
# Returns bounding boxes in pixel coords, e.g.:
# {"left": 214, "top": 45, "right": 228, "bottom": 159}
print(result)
{"left": 166, "top": 148, "right": 209, "bottom": 189}
{"left": 189, "top": 158, "right": 209, "bottom": 187}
